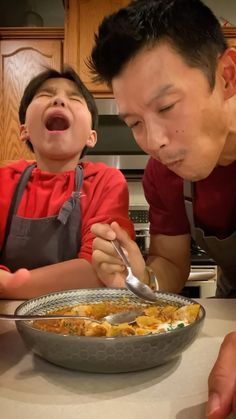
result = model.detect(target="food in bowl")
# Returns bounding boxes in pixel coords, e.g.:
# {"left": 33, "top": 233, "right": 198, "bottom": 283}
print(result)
{"left": 15, "top": 288, "right": 205, "bottom": 373}
{"left": 32, "top": 299, "right": 201, "bottom": 337}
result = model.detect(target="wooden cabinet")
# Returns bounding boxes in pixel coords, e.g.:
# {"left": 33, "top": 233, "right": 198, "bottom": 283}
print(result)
{"left": 64, "top": 0, "right": 129, "bottom": 96}
{"left": 0, "top": 18, "right": 235, "bottom": 164}
{"left": 224, "top": 28, "right": 236, "bottom": 48}
{"left": 0, "top": 28, "right": 63, "bottom": 163}
{"left": 64, "top": 3, "right": 236, "bottom": 97}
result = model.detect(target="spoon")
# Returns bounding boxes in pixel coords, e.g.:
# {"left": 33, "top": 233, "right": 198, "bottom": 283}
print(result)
{"left": 111, "top": 239, "right": 158, "bottom": 303}
{"left": 0, "top": 309, "right": 143, "bottom": 326}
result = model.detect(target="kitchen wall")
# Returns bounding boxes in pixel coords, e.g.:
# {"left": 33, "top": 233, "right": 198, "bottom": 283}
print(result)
{"left": 203, "top": 0, "right": 236, "bottom": 26}
{"left": 0, "top": 0, "right": 64, "bottom": 27}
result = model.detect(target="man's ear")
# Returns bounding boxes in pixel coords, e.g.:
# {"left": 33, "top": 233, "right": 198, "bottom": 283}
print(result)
{"left": 219, "top": 48, "right": 236, "bottom": 99}
{"left": 19, "top": 124, "right": 30, "bottom": 142}
{"left": 86, "top": 130, "right": 97, "bottom": 148}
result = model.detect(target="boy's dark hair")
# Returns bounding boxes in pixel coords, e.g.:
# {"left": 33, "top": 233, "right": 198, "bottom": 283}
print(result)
{"left": 89, "top": 0, "right": 228, "bottom": 90}
{"left": 19, "top": 66, "right": 98, "bottom": 155}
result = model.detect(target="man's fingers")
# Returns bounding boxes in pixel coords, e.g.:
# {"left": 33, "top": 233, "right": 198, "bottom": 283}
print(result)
{"left": 91, "top": 223, "right": 116, "bottom": 240}
{"left": 92, "top": 237, "right": 125, "bottom": 264}
{"left": 92, "top": 236, "right": 117, "bottom": 255}
{"left": 207, "top": 332, "right": 236, "bottom": 418}
{"left": 92, "top": 248, "right": 126, "bottom": 271}
{"left": 92, "top": 221, "right": 145, "bottom": 281}
{"left": 108, "top": 221, "right": 146, "bottom": 278}
{"left": 91, "top": 222, "right": 136, "bottom": 256}
{"left": 110, "top": 221, "right": 138, "bottom": 255}
{"left": 92, "top": 248, "right": 126, "bottom": 288}
{"left": 99, "top": 261, "right": 126, "bottom": 275}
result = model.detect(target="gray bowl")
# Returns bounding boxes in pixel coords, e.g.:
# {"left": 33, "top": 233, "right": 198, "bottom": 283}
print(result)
{"left": 15, "top": 288, "right": 205, "bottom": 373}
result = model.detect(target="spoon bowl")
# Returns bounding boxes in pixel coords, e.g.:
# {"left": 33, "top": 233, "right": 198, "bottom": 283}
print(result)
{"left": 0, "top": 309, "right": 143, "bottom": 325}
{"left": 111, "top": 239, "right": 158, "bottom": 303}
{"left": 126, "top": 267, "right": 158, "bottom": 302}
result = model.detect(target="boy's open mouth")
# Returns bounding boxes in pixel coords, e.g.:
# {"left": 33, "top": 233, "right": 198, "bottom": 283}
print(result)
{"left": 45, "top": 115, "right": 70, "bottom": 131}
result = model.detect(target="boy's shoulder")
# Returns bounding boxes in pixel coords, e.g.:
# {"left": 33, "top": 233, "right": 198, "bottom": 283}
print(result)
{"left": 82, "top": 160, "right": 124, "bottom": 178}
{"left": 0, "top": 159, "right": 35, "bottom": 174}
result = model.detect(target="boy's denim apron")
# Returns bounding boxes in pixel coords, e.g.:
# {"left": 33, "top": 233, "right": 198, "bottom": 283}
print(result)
{"left": 0, "top": 164, "right": 83, "bottom": 271}
{"left": 184, "top": 181, "right": 236, "bottom": 297}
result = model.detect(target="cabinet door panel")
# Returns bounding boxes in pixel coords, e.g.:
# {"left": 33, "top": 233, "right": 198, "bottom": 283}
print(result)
{"left": 227, "top": 38, "right": 236, "bottom": 48}
{"left": 64, "top": 0, "right": 129, "bottom": 95}
{"left": 223, "top": 28, "right": 236, "bottom": 49}
{"left": 0, "top": 39, "right": 62, "bottom": 161}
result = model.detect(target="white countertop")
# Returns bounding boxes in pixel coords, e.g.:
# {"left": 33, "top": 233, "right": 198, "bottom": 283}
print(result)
{"left": 0, "top": 298, "right": 235, "bottom": 419}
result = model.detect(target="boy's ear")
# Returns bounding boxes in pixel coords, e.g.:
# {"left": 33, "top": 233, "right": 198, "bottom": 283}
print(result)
{"left": 19, "top": 124, "right": 30, "bottom": 142}
{"left": 86, "top": 130, "right": 97, "bottom": 148}
{"left": 219, "top": 48, "right": 236, "bottom": 100}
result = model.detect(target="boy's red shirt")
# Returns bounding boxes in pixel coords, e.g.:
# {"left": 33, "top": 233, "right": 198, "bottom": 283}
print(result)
{"left": 0, "top": 160, "right": 134, "bottom": 270}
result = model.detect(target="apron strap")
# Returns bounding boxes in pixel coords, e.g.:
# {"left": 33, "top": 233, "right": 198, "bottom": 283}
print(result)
{"left": 0, "top": 163, "right": 36, "bottom": 258}
{"left": 183, "top": 180, "right": 196, "bottom": 241}
{"left": 57, "top": 165, "right": 84, "bottom": 225}
{"left": 75, "top": 164, "right": 83, "bottom": 191}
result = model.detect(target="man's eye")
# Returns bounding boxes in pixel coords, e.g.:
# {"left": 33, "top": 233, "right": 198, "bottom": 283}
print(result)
{"left": 159, "top": 103, "right": 175, "bottom": 113}
{"left": 129, "top": 121, "right": 141, "bottom": 129}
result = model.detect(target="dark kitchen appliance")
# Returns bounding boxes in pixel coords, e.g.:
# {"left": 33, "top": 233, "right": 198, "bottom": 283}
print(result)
{"left": 89, "top": 99, "right": 145, "bottom": 156}
{"left": 190, "top": 238, "right": 215, "bottom": 266}
{"left": 129, "top": 207, "right": 150, "bottom": 256}
{"left": 83, "top": 98, "right": 149, "bottom": 175}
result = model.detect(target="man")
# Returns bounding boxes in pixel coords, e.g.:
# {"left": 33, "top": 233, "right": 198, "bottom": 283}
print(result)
{"left": 88, "top": 0, "right": 236, "bottom": 417}
{"left": 0, "top": 67, "right": 134, "bottom": 299}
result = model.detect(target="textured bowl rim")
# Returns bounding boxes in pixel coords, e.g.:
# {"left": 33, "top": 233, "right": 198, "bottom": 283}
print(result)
{"left": 15, "top": 287, "right": 206, "bottom": 341}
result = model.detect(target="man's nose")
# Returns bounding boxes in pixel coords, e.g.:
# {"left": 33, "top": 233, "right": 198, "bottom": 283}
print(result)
{"left": 146, "top": 123, "right": 169, "bottom": 151}
{"left": 52, "top": 97, "right": 65, "bottom": 107}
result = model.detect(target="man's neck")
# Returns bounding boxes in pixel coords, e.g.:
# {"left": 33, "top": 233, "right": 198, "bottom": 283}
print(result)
{"left": 218, "top": 131, "right": 236, "bottom": 166}
{"left": 218, "top": 97, "right": 236, "bottom": 166}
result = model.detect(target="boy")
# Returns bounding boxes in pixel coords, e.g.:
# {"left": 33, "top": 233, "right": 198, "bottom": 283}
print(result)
{"left": 0, "top": 67, "right": 134, "bottom": 299}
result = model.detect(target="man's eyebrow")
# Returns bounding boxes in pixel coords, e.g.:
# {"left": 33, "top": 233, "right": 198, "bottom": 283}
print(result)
{"left": 119, "top": 84, "right": 175, "bottom": 120}
{"left": 146, "top": 84, "right": 175, "bottom": 105}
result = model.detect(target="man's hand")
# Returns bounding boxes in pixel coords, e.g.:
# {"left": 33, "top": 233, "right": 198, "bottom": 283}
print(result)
{"left": 207, "top": 332, "right": 236, "bottom": 418}
{"left": 0, "top": 268, "right": 30, "bottom": 298}
{"left": 91, "top": 221, "right": 147, "bottom": 288}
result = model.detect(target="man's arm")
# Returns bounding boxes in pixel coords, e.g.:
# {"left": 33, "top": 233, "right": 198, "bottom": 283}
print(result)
{"left": 146, "top": 232, "right": 191, "bottom": 293}
{"left": 91, "top": 221, "right": 191, "bottom": 293}
{"left": 0, "top": 259, "right": 103, "bottom": 299}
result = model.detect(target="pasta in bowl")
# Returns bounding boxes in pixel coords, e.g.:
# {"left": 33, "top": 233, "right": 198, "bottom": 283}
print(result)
{"left": 32, "top": 299, "right": 201, "bottom": 337}
{"left": 15, "top": 288, "right": 205, "bottom": 373}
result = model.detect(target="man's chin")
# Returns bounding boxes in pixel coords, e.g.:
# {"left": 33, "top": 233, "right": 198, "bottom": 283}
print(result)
{"left": 171, "top": 166, "right": 211, "bottom": 182}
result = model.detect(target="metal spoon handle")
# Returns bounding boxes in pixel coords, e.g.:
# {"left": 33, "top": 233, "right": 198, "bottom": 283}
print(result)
{"left": 0, "top": 313, "right": 100, "bottom": 322}
{"left": 111, "top": 239, "right": 130, "bottom": 267}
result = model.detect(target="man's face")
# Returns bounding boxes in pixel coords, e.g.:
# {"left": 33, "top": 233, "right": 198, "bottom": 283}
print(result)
{"left": 112, "top": 43, "right": 229, "bottom": 181}
{"left": 21, "top": 78, "right": 96, "bottom": 168}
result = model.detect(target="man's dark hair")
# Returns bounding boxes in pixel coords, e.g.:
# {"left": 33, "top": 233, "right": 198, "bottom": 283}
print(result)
{"left": 19, "top": 66, "right": 98, "bottom": 155}
{"left": 89, "top": 0, "right": 228, "bottom": 89}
